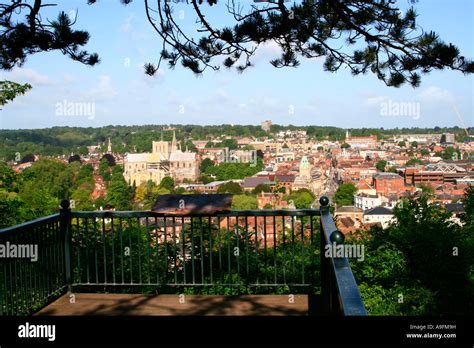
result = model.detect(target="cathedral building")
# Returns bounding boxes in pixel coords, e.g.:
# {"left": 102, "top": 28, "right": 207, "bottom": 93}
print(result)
{"left": 123, "top": 131, "right": 199, "bottom": 186}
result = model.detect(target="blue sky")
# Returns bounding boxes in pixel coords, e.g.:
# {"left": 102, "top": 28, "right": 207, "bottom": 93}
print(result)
{"left": 1, "top": 0, "right": 473, "bottom": 129}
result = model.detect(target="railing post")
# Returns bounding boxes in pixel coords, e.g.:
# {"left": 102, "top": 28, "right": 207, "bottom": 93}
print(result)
{"left": 319, "top": 196, "right": 332, "bottom": 315}
{"left": 60, "top": 199, "right": 72, "bottom": 291}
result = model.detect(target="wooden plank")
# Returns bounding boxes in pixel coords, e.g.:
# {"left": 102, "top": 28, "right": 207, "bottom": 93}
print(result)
{"left": 35, "top": 293, "right": 308, "bottom": 316}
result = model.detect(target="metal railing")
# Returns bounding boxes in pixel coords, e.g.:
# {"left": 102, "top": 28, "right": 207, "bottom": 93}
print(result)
{"left": 69, "top": 209, "right": 319, "bottom": 289}
{"left": 0, "top": 214, "right": 66, "bottom": 315}
{"left": 319, "top": 198, "right": 367, "bottom": 315}
{"left": 0, "top": 197, "right": 366, "bottom": 316}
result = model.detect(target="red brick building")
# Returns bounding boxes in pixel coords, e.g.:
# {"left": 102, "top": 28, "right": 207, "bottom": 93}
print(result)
{"left": 374, "top": 173, "right": 406, "bottom": 197}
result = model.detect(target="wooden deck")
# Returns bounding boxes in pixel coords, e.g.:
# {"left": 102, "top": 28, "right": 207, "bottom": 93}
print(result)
{"left": 35, "top": 293, "right": 311, "bottom": 316}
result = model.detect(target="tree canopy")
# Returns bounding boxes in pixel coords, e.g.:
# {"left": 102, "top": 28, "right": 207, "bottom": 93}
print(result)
{"left": 1, "top": 0, "right": 472, "bottom": 88}
{"left": 159, "top": 176, "right": 175, "bottom": 191}
{"left": 217, "top": 181, "right": 243, "bottom": 195}
{"left": 350, "top": 191, "right": 474, "bottom": 315}
{"left": 333, "top": 182, "right": 357, "bottom": 206}
{"left": 0, "top": 80, "right": 31, "bottom": 107}
{"left": 375, "top": 160, "right": 387, "bottom": 172}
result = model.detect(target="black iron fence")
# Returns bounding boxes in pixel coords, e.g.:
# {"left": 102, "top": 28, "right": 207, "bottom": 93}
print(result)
{"left": 0, "top": 197, "right": 366, "bottom": 316}
{"left": 0, "top": 214, "right": 66, "bottom": 315}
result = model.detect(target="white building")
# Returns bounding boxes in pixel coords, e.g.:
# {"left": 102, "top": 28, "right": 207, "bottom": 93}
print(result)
{"left": 354, "top": 193, "right": 382, "bottom": 211}
{"left": 363, "top": 206, "right": 395, "bottom": 229}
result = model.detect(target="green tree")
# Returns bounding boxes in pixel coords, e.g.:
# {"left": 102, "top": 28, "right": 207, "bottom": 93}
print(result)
{"left": 406, "top": 158, "right": 424, "bottom": 166}
{"left": 76, "top": 146, "right": 89, "bottom": 156}
{"left": 0, "top": 163, "right": 19, "bottom": 191}
{"left": 387, "top": 166, "right": 397, "bottom": 173}
{"left": 333, "top": 183, "right": 357, "bottom": 206}
{"left": 350, "top": 192, "right": 474, "bottom": 315}
{"left": 205, "top": 161, "right": 263, "bottom": 181}
{"left": 180, "top": 139, "right": 197, "bottom": 152}
{"left": 71, "top": 184, "right": 94, "bottom": 210}
{"left": 0, "top": 164, "right": 24, "bottom": 227}
{"left": 0, "top": 81, "right": 32, "bottom": 108}
{"left": 231, "top": 195, "right": 258, "bottom": 210}
{"left": 420, "top": 148, "right": 430, "bottom": 156}
{"left": 200, "top": 158, "right": 215, "bottom": 173}
{"left": 273, "top": 185, "right": 286, "bottom": 194}
{"left": 198, "top": 174, "right": 214, "bottom": 184}
{"left": 252, "top": 184, "right": 271, "bottom": 194}
{"left": 288, "top": 190, "right": 314, "bottom": 209}
{"left": 22, "top": 158, "right": 71, "bottom": 199}
{"left": 376, "top": 160, "right": 387, "bottom": 172}
{"left": 462, "top": 185, "right": 474, "bottom": 226}
{"left": 106, "top": 166, "right": 133, "bottom": 210}
{"left": 220, "top": 139, "right": 238, "bottom": 150}
{"left": 94, "top": 196, "right": 107, "bottom": 209}
{"left": 18, "top": 181, "right": 59, "bottom": 220}
{"left": 3, "top": 1, "right": 473, "bottom": 88}
{"left": 99, "top": 157, "right": 112, "bottom": 182}
{"left": 159, "top": 176, "right": 175, "bottom": 191}
{"left": 205, "top": 141, "right": 215, "bottom": 148}
{"left": 217, "top": 181, "right": 243, "bottom": 195}
{"left": 438, "top": 146, "right": 461, "bottom": 161}
{"left": 175, "top": 187, "right": 186, "bottom": 194}
{"left": 0, "top": 192, "right": 24, "bottom": 228}
{"left": 134, "top": 183, "right": 148, "bottom": 203}
{"left": 388, "top": 195, "right": 472, "bottom": 314}
{"left": 140, "top": 1, "right": 473, "bottom": 88}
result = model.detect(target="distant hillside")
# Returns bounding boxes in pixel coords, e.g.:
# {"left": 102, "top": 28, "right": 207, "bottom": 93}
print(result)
{"left": 1, "top": 124, "right": 472, "bottom": 161}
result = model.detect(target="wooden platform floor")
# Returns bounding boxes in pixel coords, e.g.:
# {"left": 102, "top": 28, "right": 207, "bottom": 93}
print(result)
{"left": 35, "top": 293, "right": 310, "bottom": 316}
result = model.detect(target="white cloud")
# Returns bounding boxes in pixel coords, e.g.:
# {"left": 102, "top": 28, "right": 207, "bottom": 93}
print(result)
{"left": 418, "top": 86, "right": 453, "bottom": 103}
{"left": 253, "top": 41, "right": 283, "bottom": 63}
{"left": 211, "top": 89, "right": 229, "bottom": 102}
{"left": 63, "top": 73, "right": 77, "bottom": 84}
{"left": 121, "top": 13, "right": 136, "bottom": 33}
{"left": 84, "top": 75, "right": 117, "bottom": 101}
{"left": 4, "top": 67, "right": 53, "bottom": 86}
{"left": 365, "top": 95, "right": 389, "bottom": 106}
{"left": 120, "top": 12, "right": 146, "bottom": 43}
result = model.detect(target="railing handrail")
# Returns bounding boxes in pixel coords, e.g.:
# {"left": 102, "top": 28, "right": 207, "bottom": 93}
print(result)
{"left": 70, "top": 209, "right": 321, "bottom": 218}
{"left": 320, "top": 206, "right": 367, "bottom": 316}
{"left": 0, "top": 213, "right": 60, "bottom": 234}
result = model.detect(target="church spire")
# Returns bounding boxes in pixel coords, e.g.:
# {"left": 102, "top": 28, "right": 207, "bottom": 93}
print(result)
{"left": 171, "top": 130, "right": 177, "bottom": 152}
